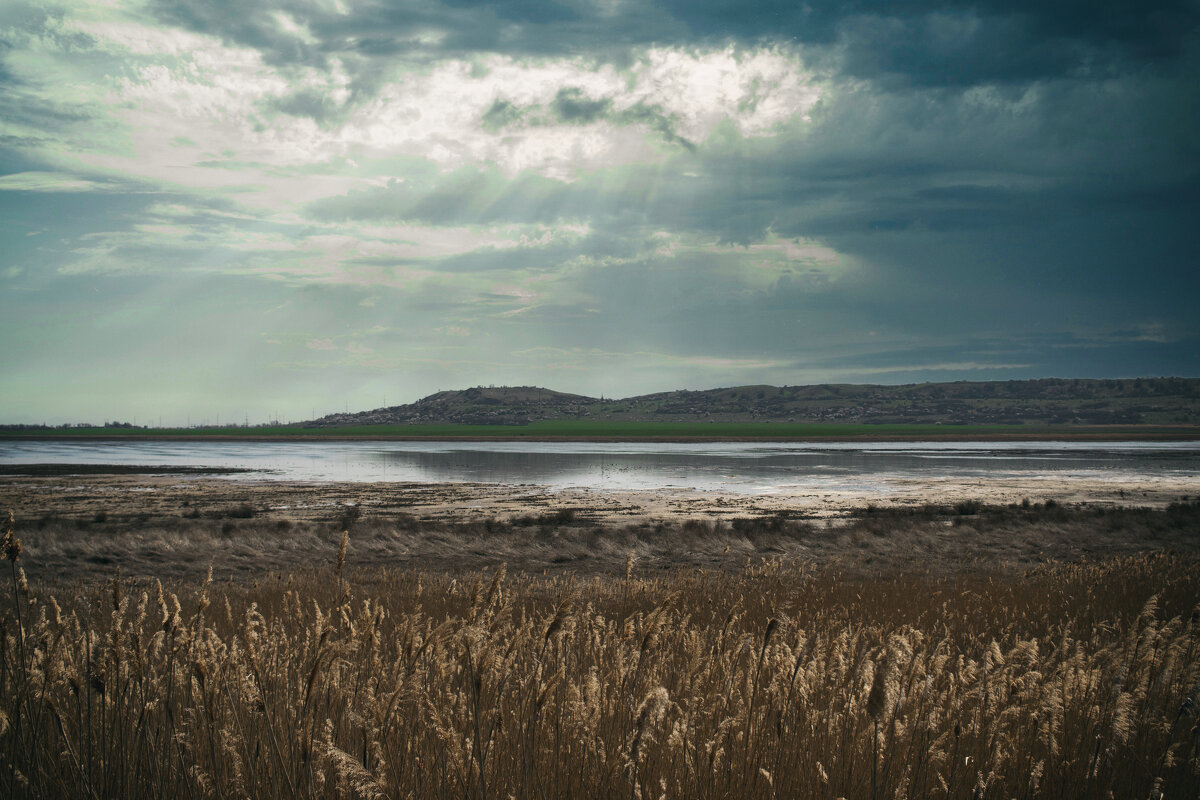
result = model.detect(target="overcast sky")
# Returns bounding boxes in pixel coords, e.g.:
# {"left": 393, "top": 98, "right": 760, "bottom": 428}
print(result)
{"left": 1, "top": 0, "right": 1197, "bottom": 424}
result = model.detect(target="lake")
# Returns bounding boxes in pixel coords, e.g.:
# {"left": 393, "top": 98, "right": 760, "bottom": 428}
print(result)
{"left": 2, "top": 439, "right": 1198, "bottom": 495}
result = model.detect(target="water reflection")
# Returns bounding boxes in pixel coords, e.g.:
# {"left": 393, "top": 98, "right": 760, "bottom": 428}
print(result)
{"left": 2, "top": 439, "right": 1198, "bottom": 493}
{"left": 370, "top": 444, "right": 1200, "bottom": 491}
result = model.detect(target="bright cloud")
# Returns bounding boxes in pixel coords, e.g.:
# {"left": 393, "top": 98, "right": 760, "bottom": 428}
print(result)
{"left": 8, "top": 6, "right": 823, "bottom": 191}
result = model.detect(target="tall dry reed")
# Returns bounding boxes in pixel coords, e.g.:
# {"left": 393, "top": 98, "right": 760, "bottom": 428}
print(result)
{"left": 2, "top": 511, "right": 1199, "bottom": 798}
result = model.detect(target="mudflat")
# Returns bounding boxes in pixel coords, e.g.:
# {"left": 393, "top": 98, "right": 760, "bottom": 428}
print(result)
{"left": 2, "top": 472, "right": 1197, "bottom": 584}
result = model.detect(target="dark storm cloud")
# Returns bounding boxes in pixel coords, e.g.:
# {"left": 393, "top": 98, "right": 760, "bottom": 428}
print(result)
{"left": 270, "top": 88, "right": 346, "bottom": 123}
{"left": 550, "top": 88, "right": 612, "bottom": 124}
{"left": 480, "top": 99, "right": 525, "bottom": 131}
{"left": 832, "top": 13, "right": 1078, "bottom": 86}
{"left": 614, "top": 103, "right": 695, "bottom": 150}
{"left": 149, "top": 0, "right": 332, "bottom": 67}
{"left": 307, "top": 16, "right": 1200, "bottom": 362}
{"left": 142, "top": 0, "right": 1200, "bottom": 90}
{"left": 660, "top": 0, "right": 1198, "bottom": 64}
{"left": 477, "top": 89, "right": 694, "bottom": 151}
{"left": 145, "top": 0, "right": 675, "bottom": 66}
{"left": 310, "top": 21, "right": 1197, "bottom": 241}
{"left": 440, "top": 0, "right": 582, "bottom": 26}
{"left": 0, "top": 7, "right": 101, "bottom": 134}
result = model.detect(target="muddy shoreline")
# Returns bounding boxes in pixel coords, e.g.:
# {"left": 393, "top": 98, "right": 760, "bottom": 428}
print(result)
{"left": 3, "top": 470, "right": 1196, "bottom": 523}
{"left": 0, "top": 464, "right": 258, "bottom": 476}
{"left": 5, "top": 429, "right": 1200, "bottom": 442}
{"left": 3, "top": 472, "right": 1197, "bottom": 586}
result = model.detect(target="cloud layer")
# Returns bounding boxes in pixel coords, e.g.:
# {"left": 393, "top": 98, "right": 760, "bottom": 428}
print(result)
{"left": 1, "top": 0, "right": 1197, "bottom": 422}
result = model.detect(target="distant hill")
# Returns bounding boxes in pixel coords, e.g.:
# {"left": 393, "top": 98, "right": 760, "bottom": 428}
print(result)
{"left": 305, "top": 378, "right": 1200, "bottom": 427}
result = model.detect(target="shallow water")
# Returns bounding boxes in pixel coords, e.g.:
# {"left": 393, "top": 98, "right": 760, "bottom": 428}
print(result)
{"left": 2, "top": 439, "right": 1198, "bottom": 494}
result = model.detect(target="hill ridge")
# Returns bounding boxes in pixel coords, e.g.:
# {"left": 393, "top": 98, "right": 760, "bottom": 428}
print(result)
{"left": 306, "top": 378, "right": 1200, "bottom": 427}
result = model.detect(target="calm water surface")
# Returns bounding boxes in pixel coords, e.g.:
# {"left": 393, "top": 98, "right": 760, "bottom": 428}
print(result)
{"left": 3, "top": 439, "right": 1199, "bottom": 494}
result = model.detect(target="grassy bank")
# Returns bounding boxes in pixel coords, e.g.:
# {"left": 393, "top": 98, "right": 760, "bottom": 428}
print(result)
{"left": 2, "top": 510, "right": 1199, "bottom": 798}
{"left": 15, "top": 499, "right": 1200, "bottom": 584}
{"left": 4, "top": 420, "right": 1200, "bottom": 439}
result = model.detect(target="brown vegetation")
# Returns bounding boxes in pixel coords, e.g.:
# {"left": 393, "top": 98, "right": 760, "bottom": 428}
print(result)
{"left": 12, "top": 495, "right": 1200, "bottom": 585}
{"left": 2, "top": 508, "right": 1200, "bottom": 798}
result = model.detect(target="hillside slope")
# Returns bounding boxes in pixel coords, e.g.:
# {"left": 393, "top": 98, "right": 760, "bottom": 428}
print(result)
{"left": 306, "top": 378, "right": 1200, "bottom": 427}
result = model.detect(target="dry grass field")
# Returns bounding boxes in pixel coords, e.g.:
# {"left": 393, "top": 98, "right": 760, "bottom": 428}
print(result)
{"left": 3, "top": 471, "right": 1198, "bottom": 585}
{"left": 3, "top": 500, "right": 1200, "bottom": 799}
{"left": 10, "top": 494, "right": 1200, "bottom": 584}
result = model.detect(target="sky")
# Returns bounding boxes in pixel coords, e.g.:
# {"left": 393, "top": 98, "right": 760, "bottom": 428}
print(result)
{"left": 1, "top": 0, "right": 1198, "bottom": 425}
